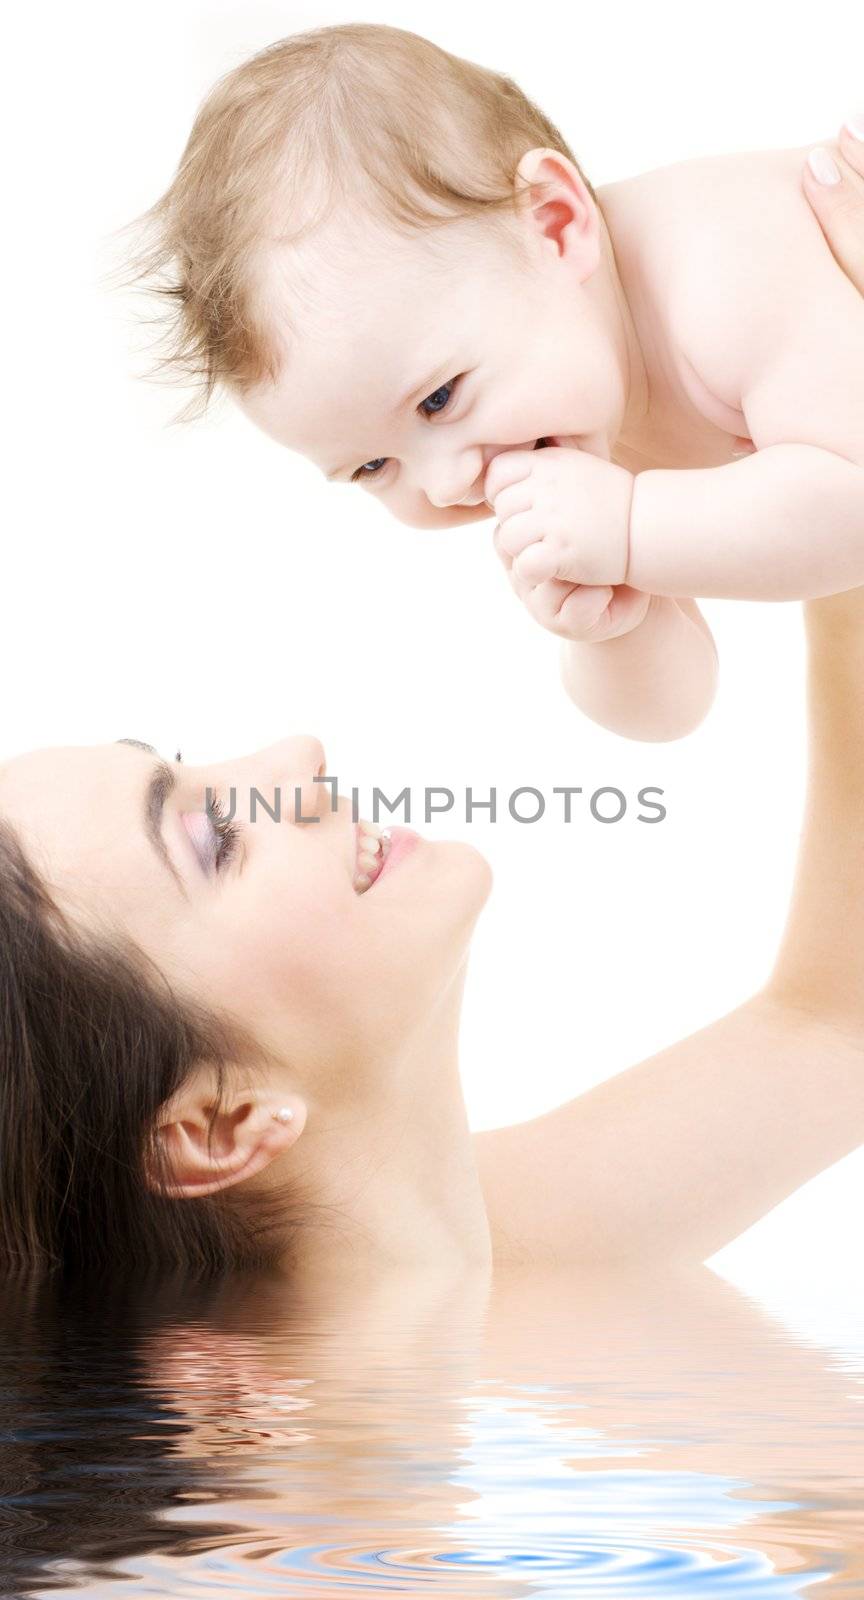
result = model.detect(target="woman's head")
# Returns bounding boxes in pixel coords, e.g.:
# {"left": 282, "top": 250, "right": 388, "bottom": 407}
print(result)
{"left": 0, "top": 735, "right": 490, "bottom": 1278}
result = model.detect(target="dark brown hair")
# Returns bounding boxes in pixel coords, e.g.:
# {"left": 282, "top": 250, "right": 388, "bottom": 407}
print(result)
{"left": 0, "top": 817, "right": 318, "bottom": 1281}
{"left": 120, "top": 21, "right": 592, "bottom": 417}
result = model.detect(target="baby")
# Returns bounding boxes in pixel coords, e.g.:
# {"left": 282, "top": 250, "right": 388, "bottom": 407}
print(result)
{"left": 128, "top": 23, "right": 864, "bottom": 741}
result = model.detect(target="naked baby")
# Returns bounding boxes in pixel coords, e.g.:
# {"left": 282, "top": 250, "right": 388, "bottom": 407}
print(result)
{"left": 131, "top": 23, "right": 864, "bottom": 741}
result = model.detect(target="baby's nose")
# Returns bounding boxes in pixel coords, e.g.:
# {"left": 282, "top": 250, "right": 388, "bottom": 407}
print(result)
{"left": 427, "top": 481, "right": 469, "bottom": 509}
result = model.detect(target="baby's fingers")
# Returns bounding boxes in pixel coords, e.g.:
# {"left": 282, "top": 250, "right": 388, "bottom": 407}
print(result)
{"left": 494, "top": 521, "right": 536, "bottom": 607}
{"left": 513, "top": 539, "right": 573, "bottom": 586}
{"left": 529, "top": 580, "right": 652, "bottom": 642}
{"left": 524, "top": 578, "right": 614, "bottom": 639}
{"left": 496, "top": 510, "right": 542, "bottom": 561}
{"left": 492, "top": 520, "right": 512, "bottom": 569}
{"left": 493, "top": 520, "right": 540, "bottom": 593}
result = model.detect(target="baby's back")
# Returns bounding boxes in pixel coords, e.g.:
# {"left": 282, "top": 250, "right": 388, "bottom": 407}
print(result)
{"left": 599, "top": 144, "right": 856, "bottom": 469}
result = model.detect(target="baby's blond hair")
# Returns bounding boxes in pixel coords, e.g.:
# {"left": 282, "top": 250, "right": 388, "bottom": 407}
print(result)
{"left": 123, "top": 22, "right": 591, "bottom": 418}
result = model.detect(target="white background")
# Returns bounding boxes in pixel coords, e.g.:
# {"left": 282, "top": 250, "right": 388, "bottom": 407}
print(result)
{"left": 3, "top": 0, "right": 864, "bottom": 1307}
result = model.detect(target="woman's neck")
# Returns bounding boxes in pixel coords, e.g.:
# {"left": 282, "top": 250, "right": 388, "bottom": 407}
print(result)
{"left": 269, "top": 967, "right": 494, "bottom": 1289}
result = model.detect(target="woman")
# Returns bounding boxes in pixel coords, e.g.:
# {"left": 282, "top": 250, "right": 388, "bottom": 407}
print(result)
{"left": 1, "top": 132, "right": 863, "bottom": 1286}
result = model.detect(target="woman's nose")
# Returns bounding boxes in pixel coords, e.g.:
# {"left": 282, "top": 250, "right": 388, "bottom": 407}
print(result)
{"left": 284, "top": 735, "right": 327, "bottom": 781}
{"left": 247, "top": 736, "right": 328, "bottom": 824}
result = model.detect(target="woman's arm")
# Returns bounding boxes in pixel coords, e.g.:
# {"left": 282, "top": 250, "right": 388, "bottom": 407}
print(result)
{"left": 480, "top": 596, "right": 864, "bottom": 1263}
{"left": 476, "top": 981, "right": 864, "bottom": 1271}
{"left": 475, "top": 129, "right": 864, "bottom": 1269}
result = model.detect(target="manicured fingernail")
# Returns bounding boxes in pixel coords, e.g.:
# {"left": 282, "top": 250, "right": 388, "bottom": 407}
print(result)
{"left": 807, "top": 147, "right": 842, "bottom": 185}
{"left": 845, "top": 112, "right": 864, "bottom": 141}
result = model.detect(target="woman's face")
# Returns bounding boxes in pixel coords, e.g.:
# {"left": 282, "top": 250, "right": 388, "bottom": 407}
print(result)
{"left": 0, "top": 737, "right": 491, "bottom": 1092}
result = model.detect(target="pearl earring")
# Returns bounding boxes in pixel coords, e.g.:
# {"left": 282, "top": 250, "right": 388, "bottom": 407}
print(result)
{"left": 272, "top": 1107, "right": 294, "bottom": 1124}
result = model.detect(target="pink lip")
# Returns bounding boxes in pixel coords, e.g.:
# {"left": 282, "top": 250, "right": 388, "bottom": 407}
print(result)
{"left": 375, "top": 826, "right": 421, "bottom": 884}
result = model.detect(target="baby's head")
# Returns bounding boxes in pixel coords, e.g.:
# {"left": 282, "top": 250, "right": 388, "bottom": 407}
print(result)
{"left": 129, "top": 23, "right": 630, "bottom": 528}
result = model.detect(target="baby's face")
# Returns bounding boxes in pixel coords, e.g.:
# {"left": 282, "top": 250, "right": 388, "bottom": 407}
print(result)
{"left": 237, "top": 206, "right": 628, "bottom": 530}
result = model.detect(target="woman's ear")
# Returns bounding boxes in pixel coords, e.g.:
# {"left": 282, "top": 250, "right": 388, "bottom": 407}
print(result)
{"left": 144, "top": 1076, "right": 306, "bottom": 1199}
{"left": 513, "top": 147, "right": 600, "bottom": 279}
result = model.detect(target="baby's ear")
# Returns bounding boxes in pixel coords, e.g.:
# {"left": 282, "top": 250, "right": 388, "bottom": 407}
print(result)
{"left": 144, "top": 1076, "right": 305, "bottom": 1199}
{"left": 513, "top": 147, "right": 600, "bottom": 279}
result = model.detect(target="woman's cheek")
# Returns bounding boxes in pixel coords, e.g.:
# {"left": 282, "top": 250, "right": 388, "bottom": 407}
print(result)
{"left": 211, "top": 895, "right": 369, "bottom": 1013}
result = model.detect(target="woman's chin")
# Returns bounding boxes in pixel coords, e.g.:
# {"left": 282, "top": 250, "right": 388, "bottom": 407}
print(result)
{"left": 431, "top": 838, "right": 493, "bottom": 915}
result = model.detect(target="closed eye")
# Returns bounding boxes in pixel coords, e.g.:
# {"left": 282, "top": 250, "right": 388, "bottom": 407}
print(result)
{"left": 181, "top": 792, "right": 241, "bottom": 876}
{"left": 206, "top": 792, "right": 241, "bottom": 872}
{"left": 349, "top": 376, "right": 461, "bottom": 483}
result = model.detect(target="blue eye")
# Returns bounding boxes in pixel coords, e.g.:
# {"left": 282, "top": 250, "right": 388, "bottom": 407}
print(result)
{"left": 349, "top": 376, "right": 459, "bottom": 483}
{"left": 206, "top": 792, "right": 240, "bottom": 872}
{"left": 419, "top": 381, "right": 454, "bottom": 416}
{"left": 352, "top": 456, "right": 389, "bottom": 482}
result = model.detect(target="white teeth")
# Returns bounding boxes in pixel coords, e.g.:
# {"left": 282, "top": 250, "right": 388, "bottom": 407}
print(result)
{"left": 352, "top": 822, "right": 391, "bottom": 894}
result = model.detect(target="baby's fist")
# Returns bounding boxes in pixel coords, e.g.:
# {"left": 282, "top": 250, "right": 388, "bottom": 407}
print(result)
{"left": 484, "top": 445, "right": 634, "bottom": 589}
{"left": 494, "top": 515, "right": 652, "bottom": 642}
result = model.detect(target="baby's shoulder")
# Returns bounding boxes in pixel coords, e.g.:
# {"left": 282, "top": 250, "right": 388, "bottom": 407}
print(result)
{"left": 602, "top": 146, "right": 818, "bottom": 278}
{"left": 600, "top": 147, "right": 833, "bottom": 403}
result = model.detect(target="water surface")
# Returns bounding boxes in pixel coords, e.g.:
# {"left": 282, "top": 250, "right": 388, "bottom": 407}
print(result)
{"left": 2, "top": 1262, "right": 861, "bottom": 1597}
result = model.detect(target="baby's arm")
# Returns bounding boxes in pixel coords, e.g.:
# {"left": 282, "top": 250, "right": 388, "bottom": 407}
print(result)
{"left": 494, "top": 514, "right": 719, "bottom": 741}
{"left": 627, "top": 443, "right": 864, "bottom": 600}
{"left": 559, "top": 594, "right": 718, "bottom": 741}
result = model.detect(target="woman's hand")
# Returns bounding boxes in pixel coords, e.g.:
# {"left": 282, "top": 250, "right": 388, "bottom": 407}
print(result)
{"left": 800, "top": 123, "right": 864, "bottom": 632}
{"left": 803, "top": 120, "right": 864, "bottom": 291}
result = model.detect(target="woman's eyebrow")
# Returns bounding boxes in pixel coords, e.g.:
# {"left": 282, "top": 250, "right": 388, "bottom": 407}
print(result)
{"left": 115, "top": 739, "right": 187, "bottom": 899}
{"left": 117, "top": 738, "right": 157, "bottom": 755}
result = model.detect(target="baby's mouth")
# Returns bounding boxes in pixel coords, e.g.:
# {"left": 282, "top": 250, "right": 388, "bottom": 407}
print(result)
{"left": 352, "top": 820, "right": 391, "bottom": 894}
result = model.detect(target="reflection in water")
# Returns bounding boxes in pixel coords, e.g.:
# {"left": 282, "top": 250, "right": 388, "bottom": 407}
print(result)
{"left": 0, "top": 1261, "right": 860, "bottom": 1597}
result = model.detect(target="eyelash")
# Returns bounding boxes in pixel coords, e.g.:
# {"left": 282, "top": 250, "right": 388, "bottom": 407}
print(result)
{"left": 349, "top": 376, "right": 460, "bottom": 483}
{"left": 172, "top": 752, "right": 237, "bottom": 874}
{"left": 206, "top": 792, "right": 240, "bottom": 872}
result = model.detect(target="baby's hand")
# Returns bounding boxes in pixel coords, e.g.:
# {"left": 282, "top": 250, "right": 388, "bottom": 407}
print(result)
{"left": 493, "top": 522, "right": 651, "bottom": 643}
{"left": 484, "top": 445, "right": 634, "bottom": 589}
